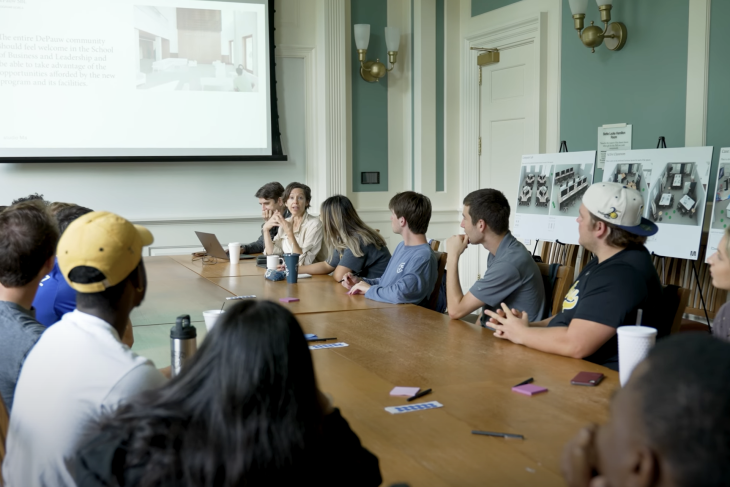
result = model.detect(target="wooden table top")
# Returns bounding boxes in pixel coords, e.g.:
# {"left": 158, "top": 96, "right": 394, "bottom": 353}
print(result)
{"left": 169, "top": 253, "right": 267, "bottom": 278}
{"left": 133, "top": 256, "right": 617, "bottom": 486}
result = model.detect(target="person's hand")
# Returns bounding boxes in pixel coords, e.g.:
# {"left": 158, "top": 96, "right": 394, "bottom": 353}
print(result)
{"left": 273, "top": 210, "right": 293, "bottom": 234}
{"left": 262, "top": 212, "right": 280, "bottom": 231}
{"left": 340, "top": 272, "right": 361, "bottom": 290}
{"left": 561, "top": 424, "right": 605, "bottom": 487}
{"left": 348, "top": 281, "right": 371, "bottom": 295}
{"left": 240, "top": 244, "right": 246, "bottom": 254}
{"left": 262, "top": 208, "right": 273, "bottom": 221}
{"left": 486, "top": 307, "right": 521, "bottom": 337}
{"left": 446, "top": 234, "right": 470, "bottom": 257}
{"left": 484, "top": 303, "right": 529, "bottom": 344}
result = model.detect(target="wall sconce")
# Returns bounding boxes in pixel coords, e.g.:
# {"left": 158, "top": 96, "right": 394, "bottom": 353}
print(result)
{"left": 354, "top": 24, "right": 400, "bottom": 82}
{"left": 569, "top": 0, "right": 627, "bottom": 53}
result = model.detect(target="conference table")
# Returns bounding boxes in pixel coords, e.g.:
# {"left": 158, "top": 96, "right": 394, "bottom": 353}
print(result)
{"left": 131, "top": 256, "right": 617, "bottom": 486}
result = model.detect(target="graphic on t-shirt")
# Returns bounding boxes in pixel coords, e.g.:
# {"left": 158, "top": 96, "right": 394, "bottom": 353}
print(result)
{"left": 397, "top": 263, "right": 405, "bottom": 273}
{"left": 562, "top": 281, "right": 580, "bottom": 311}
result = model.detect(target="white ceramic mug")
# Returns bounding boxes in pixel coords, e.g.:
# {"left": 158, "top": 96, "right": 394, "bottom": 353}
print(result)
{"left": 228, "top": 242, "right": 241, "bottom": 263}
{"left": 266, "top": 255, "right": 284, "bottom": 270}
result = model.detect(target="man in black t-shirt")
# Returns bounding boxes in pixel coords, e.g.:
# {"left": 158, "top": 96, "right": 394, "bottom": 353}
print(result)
{"left": 485, "top": 182, "right": 662, "bottom": 370}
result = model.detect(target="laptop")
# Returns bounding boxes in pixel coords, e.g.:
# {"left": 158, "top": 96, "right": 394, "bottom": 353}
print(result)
{"left": 194, "top": 231, "right": 255, "bottom": 261}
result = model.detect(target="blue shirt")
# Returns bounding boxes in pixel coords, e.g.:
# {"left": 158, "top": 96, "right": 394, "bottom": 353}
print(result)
{"left": 32, "top": 259, "right": 77, "bottom": 327}
{"left": 363, "top": 242, "right": 437, "bottom": 305}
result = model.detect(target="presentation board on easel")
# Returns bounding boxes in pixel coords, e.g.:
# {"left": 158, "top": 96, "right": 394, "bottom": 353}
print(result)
{"left": 707, "top": 147, "right": 730, "bottom": 260}
{"left": 512, "top": 151, "right": 597, "bottom": 245}
{"left": 603, "top": 147, "right": 714, "bottom": 260}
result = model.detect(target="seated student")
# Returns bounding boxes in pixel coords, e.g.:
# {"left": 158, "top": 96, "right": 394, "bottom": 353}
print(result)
{"left": 264, "top": 182, "right": 326, "bottom": 265}
{"left": 2, "top": 211, "right": 167, "bottom": 487}
{"left": 445, "top": 189, "right": 545, "bottom": 322}
{"left": 0, "top": 201, "right": 58, "bottom": 414}
{"left": 299, "top": 195, "right": 391, "bottom": 282}
{"left": 344, "top": 191, "right": 438, "bottom": 306}
{"left": 75, "top": 300, "right": 382, "bottom": 487}
{"left": 485, "top": 183, "right": 662, "bottom": 370}
{"left": 562, "top": 334, "right": 730, "bottom": 487}
{"left": 33, "top": 205, "right": 93, "bottom": 327}
{"left": 706, "top": 226, "right": 730, "bottom": 341}
{"left": 241, "top": 181, "right": 290, "bottom": 255}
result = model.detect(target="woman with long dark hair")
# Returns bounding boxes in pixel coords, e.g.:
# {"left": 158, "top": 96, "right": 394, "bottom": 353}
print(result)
{"left": 299, "top": 195, "right": 391, "bottom": 282}
{"left": 75, "top": 300, "right": 382, "bottom": 487}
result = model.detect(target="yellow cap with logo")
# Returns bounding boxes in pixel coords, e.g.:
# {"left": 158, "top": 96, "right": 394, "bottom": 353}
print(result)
{"left": 57, "top": 211, "right": 154, "bottom": 293}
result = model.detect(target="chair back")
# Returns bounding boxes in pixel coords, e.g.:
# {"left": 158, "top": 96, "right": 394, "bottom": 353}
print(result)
{"left": 655, "top": 285, "right": 690, "bottom": 337}
{"left": 426, "top": 252, "right": 448, "bottom": 312}
{"left": 429, "top": 240, "right": 441, "bottom": 252}
{"left": 0, "top": 392, "right": 8, "bottom": 481}
{"left": 537, "top": 263, "right": 574, "bottom": 317}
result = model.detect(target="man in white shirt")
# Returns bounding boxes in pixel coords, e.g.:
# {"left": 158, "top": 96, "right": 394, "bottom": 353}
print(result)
{"left": 2, "top": 211, "right": 166, "bottom": 487}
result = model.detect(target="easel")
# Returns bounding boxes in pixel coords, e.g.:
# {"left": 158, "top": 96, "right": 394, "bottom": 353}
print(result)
{"left": 653, "top": 136, "right": 712, "bottom": 332}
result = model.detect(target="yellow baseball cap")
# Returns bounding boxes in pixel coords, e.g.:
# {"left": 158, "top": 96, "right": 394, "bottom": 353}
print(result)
{"left": 57, "top": 211, "right": 154, "bottom": 293}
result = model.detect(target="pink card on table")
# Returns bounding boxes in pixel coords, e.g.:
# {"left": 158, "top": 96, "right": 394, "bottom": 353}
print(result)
{"left": 279, "top": 297, "right": 300, "bottom": 303}
{"left": 389, "top": 387, "right": 420, "bottom": 397}
{"left": 512, "top": 384, "right": 548, "bottom": 396}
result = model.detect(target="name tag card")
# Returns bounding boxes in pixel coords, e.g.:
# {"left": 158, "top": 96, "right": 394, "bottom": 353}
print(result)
{"left": 309, "top": 342, "right": 349, "bottom": 350}
{"left": 385, "top": 401, "right": 443, "bottom": 414}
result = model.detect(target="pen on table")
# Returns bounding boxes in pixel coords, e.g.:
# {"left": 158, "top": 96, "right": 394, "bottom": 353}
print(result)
{"left": 472, "top": 430, "right": 524, "bottom": 440}
{"left": 226, "top": 295, "right": 257, "bottom": 300}
{"left": 513, "top": 378, "right": 534, "bottom": 387}
{"left": 407, "top": 388, "right": 432, "bottom": 402}
{"left": 307, "top": 337, "right": 337, "bottom": 342}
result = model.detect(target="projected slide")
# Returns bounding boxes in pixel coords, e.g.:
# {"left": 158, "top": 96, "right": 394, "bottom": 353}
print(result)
{"left": 0, "top": 0, "right": 272, "bottom": 158}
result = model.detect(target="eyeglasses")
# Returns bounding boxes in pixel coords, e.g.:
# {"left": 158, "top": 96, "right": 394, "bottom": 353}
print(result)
{"left": 192, "top": 253, "right": 220, "bottom": 265}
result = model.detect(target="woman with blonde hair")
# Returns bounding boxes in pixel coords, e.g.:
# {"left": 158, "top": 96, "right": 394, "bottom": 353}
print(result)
{"left": 299, "top": 195, "right": 391, "bottom": 282}
{"left": 707, "top": 226, "right": 730, "bottom": 341}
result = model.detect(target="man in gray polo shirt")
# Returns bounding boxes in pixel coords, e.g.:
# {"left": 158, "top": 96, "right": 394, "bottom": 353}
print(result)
{"left": 445, "top": 189, "right": 545, "bottom": 325}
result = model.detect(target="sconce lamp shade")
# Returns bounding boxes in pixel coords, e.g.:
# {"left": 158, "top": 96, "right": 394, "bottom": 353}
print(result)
{"left": 354, "top": 24, "right": 370, "bottom": 50}
{"left": 385, "top": 27, "right": 401, "bottom": 52}
{"left": 568, "top": 0, "right": 588, "bottom": 14}
{"left": 596, "top": 0, "right": 613, "bottom": 5}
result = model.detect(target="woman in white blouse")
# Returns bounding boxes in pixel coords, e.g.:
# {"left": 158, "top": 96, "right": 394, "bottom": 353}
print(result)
{"left": 263, "top": 182, "right": 326, "bottom": 265}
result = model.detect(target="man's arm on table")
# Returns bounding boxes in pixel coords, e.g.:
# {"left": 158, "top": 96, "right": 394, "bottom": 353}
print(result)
{"left": 242, "top": 231, "right": 265, "bottom": 254}
{"left": 486, "top": 304, "right": 616, "bottom": 359}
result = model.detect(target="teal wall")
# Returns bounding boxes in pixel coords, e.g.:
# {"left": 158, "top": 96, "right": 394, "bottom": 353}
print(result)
{"left": 706, "top": 0, "right": 730, "bottom": 197}
{"left": 352, "top": 0, "right": 389, "bottom": 192}
{"left": 560, "top": 0, "right": 689, "bottom": 182}
{"left": 471, "top": 0, "right": 521, "bottom": 17}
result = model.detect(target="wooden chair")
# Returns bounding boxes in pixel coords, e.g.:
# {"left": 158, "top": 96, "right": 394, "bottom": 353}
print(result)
{"left": 537, "top": 263, "right": 574, "bottom": 317}
{"left": 0, "top": 392, "right": 8, "bottom": 482}
{"left": 430, "top": 239, "right": 441, "bottom": 252}
{"left": 426, "top": 252, "right": 448, "bottom": 312}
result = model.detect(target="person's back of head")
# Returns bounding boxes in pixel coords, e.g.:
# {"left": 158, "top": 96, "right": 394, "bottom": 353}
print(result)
{"left": 48, "top": 201, "right": 74, "bottom": 216}
{"left": 578, "top": 334, "right": 730, "bottom": 487}
{"left": 89, "top": 300, "right": 322, "bottom": 485}
{"left": 321, "top": 195, "right": 387, "bottom": 258}
{"left": 389, "top": 192, "right": 432, "bottom": 235}
{"left": 55, "top": 205, "right": 93, "bottom": 235}
{"left": 0, "top": 201, "right": 59, "bottom": 289}
{"left": 11, "top": 193, "right": 48, "bottom": 206}
{"left": 463, "top": 189, "right": 510, "bottom": 236}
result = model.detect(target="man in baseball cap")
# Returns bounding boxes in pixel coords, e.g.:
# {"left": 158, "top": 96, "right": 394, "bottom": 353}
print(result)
{"left": 485, "top": 183, "right": 662, "bottom": 370}
{"left": 3, "top": 212, "right": 167, "bottom": 487}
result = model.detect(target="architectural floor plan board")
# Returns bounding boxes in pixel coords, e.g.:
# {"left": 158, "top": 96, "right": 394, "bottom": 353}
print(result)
{"left": 707, "top": 148, "right": 730, "bottom": 259}
{"left": 513, "top": 151, "right": 596, "bottom": 245}
{"left": 604, "top": 147, "right": 714, "bottom": 260}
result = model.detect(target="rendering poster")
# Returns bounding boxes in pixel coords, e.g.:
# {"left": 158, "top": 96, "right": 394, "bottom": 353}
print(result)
{"left": 512, "top": 151, "right": 597, "bottom": 245}
{"left": 603, "top": 147, "right": 714, "bottom": 260}
{"left": 707, "top": 148, "right": 730, "bottom": 260}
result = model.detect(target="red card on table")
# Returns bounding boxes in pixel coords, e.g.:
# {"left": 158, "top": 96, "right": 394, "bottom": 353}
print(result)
{"left": 279, "top": 297, "right": 300, "bottom": 303}
{"left": 512, "top": 384, "right": 548, "bottom": 396}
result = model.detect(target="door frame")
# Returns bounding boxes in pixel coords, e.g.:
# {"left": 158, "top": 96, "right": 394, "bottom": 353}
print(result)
{"left": 459, "top": 13, "right": 548, "bottom": 289}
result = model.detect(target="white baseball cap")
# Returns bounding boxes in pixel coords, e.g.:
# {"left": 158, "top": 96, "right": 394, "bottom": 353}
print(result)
{"left": 582, "top": 182, "right": 658, "bottom": 237}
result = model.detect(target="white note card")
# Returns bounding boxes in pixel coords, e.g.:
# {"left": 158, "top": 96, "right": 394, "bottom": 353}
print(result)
{"left": 385, "top": 401, "right": 444, "bottom": 414}
{"left": 309, "top": 342, "right": 349, "bottom": 350}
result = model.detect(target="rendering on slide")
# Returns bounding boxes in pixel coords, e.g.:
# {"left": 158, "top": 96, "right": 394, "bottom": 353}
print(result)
{"left": 549, "top": 163, "right": 593, "bottom": 217}
{"left": 515, "top": 164, "right": 551, "bottom": 216}
{"left": 712, "top": 163, "right": 730, "bottom": 230}
{"left": 134, "top": 6, "right": 259, "bottom": 92}
{"left": 646, "top": 162, "right": 706, "bottom": 227}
